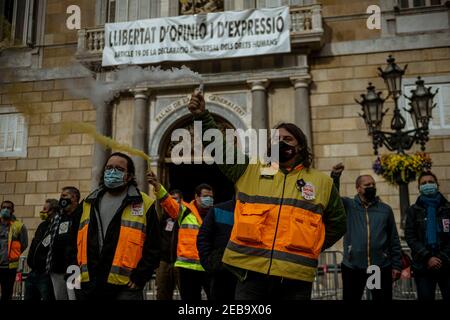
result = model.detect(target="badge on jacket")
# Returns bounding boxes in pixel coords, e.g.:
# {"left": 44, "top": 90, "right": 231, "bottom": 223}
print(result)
{"left": 42, "top": 234, "right": 51, "bottom": 247}
{"left": 300, "top": 182, "right": 316, "bottom": 201}
{"left": 131, "top": 203, "right": 144, "bottom": 216}
{"left": 165, "top": 219, "right": 175, "bottom": 231}
{"left": 443, "top": 219, "right": 450, "bottom": 233}
{"left": 58, "top": 221, "right": 69, "bottom": 234}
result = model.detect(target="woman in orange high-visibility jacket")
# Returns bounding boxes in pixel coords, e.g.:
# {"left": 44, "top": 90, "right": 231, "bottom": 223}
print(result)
{"left": 68, "top": 152, "right": 161, "bottom": 300}
{"left": 187, "top": 91, "right": 347, "bottom": 300}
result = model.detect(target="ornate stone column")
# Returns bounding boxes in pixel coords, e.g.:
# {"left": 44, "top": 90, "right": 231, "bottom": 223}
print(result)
{"left": 247, "top": 79, "right": 270, "bottom": 130}
{"left": 291, "top": 76, "right": 312, "bottom": 148}
{"left": 92, "top": 100, "right": 113, "bottom": 190}
{"left": 132, "top": 88, "right": 150, "bottom": 193}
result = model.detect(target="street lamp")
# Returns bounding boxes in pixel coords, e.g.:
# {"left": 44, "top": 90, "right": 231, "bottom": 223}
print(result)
{"left": 356, "top": 55, "right": 438, "bottom": 229}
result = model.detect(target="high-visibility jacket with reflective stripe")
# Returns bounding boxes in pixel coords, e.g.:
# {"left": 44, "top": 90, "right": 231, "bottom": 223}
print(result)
{"left": 157, "top": 187, "right": 205, "bottom": 272}
{"left": 7, "top": 220, "right": 24, "bottom": 269}
{"left": 222, "top": 162, "right": 333, "bottom": 282}
{"left": 77, "top": 192, "right": 154, "bottom": 285}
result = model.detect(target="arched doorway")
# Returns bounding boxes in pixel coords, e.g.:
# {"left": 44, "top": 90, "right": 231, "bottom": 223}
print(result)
{"left": 159, "top": 114, "right": 236, "bottom": 204}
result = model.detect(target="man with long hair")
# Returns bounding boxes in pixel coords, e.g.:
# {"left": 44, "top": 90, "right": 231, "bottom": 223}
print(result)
{"left": 69, "top": 152, "right": 160, "bottom": 299}
{"left": 187, "top": 91, "right": 346, "bottom": 300}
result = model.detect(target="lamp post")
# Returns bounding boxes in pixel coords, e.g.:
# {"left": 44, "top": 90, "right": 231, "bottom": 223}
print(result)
{"left": 356, "top": 55, "right": 438, "bottom": 229}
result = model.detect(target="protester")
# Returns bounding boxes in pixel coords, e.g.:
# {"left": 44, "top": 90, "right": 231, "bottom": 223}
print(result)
{"left": 46, "top": 186, "right": 81, "bottom": 300}
{"left": 70, "top": 152, "right": 160, "bottom": 300}
{"left": 186, "top": 91, "right": 346, "bottom": 300}
{"left": 148, "top": 172, "right": 212, "bottom": 301}
{"left": 25, "top": 199, "right": 59, "bottom": 300}
{"left": 0, "top": 200, "right": 28, "bottom": 301}
{"left": 197, "top": 197, "right": 237, "bottom": 301}
{"left": 405, "top": 171, "right": 450, "bottom": 301}
{"left": 331, "top": 163, "right": 402, "bottom": 301}
{"left": 155, "top": 189, "right": 183, "bottom": 300}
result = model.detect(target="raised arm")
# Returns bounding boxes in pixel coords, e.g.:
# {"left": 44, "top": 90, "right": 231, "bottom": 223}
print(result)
{"left": 188, "top": 91, "right": 249, "bottom": 184}
{"left": 148, "top": 171, "right": 181, "bottom": 220}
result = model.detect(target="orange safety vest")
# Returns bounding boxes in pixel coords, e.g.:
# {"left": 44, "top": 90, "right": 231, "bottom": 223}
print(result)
{"left": 222, "top": 162, "right": 333, "bottom": 282}
{"left": 7, "top": 220, "right": 24, "bottom": 269}
{"left": 158, "top": 188, "right": 204, "bottom": 271}
{"left": 77, "top": 191, "right": 154, "bottom": 285}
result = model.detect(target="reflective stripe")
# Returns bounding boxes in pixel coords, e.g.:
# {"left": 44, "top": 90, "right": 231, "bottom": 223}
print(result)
{"left": 227, "top": 241, "right": 318, "bottom": 268}
{"left": 237, "top": 192, "right": 323, "bottom": 215}
{"left": 77, "top": 191, "right": 153, "bottom": 285}
{"left": 80, "top": 264, "right": 89, "bottom": 282}
{"left": 176, "top": 256, "right": 201, "bottom": 265}
{"left": 110, "top": 265, "right": 132, "bottom": 277}
{"left": 179, "top": 224, "right": 200, "bottom": 230}
{"left": 121, "top": 220, "right": 146, "bottom": 231}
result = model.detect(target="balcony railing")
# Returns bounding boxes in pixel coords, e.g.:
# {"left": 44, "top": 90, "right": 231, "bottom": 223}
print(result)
{"left": 76, "top": 5, "right": 324, "bottom": 69}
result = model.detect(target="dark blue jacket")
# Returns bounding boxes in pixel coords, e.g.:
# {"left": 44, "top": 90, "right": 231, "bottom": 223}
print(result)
{"left": 197, "top": 199, "right": 235, "bottom": 273}
{"left": 342, "top": 195, "right": 403, "bottom": 271}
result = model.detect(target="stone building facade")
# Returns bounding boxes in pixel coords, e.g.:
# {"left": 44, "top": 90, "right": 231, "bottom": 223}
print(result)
{"left": 1, "top": 0, "right": 450, "bottom": 245}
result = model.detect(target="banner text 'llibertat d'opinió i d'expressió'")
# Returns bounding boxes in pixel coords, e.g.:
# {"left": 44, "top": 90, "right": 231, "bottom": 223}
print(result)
{"left": 102, "top": 6, "right": 291, "bottom": 66}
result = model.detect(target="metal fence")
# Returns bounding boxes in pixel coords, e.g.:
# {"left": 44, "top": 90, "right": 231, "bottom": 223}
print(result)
{"left": 11, "top": 256, "right": 28, "bottom": 300}
{"left": 311, "top": 250, "right": 344, "bottom": 300}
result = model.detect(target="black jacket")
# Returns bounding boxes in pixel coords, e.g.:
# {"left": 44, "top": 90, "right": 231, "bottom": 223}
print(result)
{"left": 405, "top": 193, "right": 450, "bottom": 272}
{"left": 49, "top": 208, "right": 81, "bottom": 274}
{"left": 159, "top": 210, "right": 179, "bottom": 264}
{"left": 197, "top": 199, "right": 235, "bottom": 273}
{"left": 27, "top": 219, "right": 51, "bottom": 273}
{"left": 69, "top": 185, "right": 161, "bottom": 288}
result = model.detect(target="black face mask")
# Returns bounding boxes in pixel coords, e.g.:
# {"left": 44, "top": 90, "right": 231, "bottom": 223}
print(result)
{"left": 276, "top": 140, "right": 297, "bottom": 163}
{"left": 363, "top": 187, "right": 377, "bottom": 202}
{"left": 59, "top": 197, "right": 72, "bottom": 210}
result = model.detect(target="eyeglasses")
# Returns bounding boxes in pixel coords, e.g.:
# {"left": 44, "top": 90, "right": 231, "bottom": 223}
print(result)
{"left": 105, "top": 165, "right": 127, "bottom": 172}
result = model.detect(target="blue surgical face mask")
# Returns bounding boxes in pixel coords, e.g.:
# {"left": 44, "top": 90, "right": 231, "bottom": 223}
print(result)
{"left": 104, "top": 168, "right": 126, "bottom": 189}
{"left": 0, "top": 208, "right": 11, "bottom": 220}
{"left": 200, "top": 196, "right": 214, "bottom": 209}
{"left": 420, "top": 183, "right": 438, "bottom": 196}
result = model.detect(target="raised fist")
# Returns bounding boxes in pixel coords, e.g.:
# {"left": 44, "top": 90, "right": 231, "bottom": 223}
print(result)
{"left": 188, "top": 90, "right": 205, "bottom": 115}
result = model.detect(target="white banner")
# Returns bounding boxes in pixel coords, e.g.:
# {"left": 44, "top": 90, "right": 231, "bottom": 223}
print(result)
{"left": 102, "top": 6, "right": 291, "bottom": 66}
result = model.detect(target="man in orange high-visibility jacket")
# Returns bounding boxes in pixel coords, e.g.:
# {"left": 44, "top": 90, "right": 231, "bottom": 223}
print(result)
{"left": 69, "top": 152, "right": 161, "bottom": 300}
{"left": 0, "top": 200, "right": 28, "bottom": 301}
{"left": 148, "top": 172, "right": 213, "bottom": 301}
{"left": 187, "top": 91, "right": 347, "bottom": 300}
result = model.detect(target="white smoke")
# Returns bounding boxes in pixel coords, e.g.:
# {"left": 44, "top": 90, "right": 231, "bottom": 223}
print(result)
{"left": 68, "top": 64, "right": 202, "bottom": 108}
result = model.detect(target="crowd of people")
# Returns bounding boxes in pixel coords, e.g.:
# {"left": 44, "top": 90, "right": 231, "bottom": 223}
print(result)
{"left": 0, "top": 91, "right": 449, "bottom": 301}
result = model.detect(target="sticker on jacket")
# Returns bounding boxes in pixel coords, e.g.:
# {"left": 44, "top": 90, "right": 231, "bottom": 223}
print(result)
{"left": 301, "top": 182, "right": 316, "bottom": 201}
{"left": 58, "top": 221, "right": 70, "bottom": 234}
{"left": 131, "top": 203, "right": 144, "bottom": 216}
{"left": 443, "top": 219, "right": 450, "bottom": 233}
{"left": 165, "top": 219, "right": 175, "bottom": 231}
